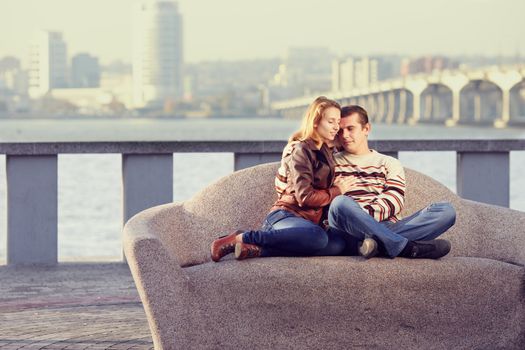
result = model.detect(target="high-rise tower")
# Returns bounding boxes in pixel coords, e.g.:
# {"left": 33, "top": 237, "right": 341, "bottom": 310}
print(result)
{"left": 133, "top": 0, "right": 183, "bottom": 109}
{"left": 28, "top": 30, "right": 68, "bottom": 98}
{"left": 71, "top": 53, "right": 100, "bottom": 88}
{"left": 331, "top": 57, "right": 379, "bottom": 92}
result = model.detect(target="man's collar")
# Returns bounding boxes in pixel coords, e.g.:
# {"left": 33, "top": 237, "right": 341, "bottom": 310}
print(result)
{"left": 340, "top": 148, "right": 375, "bottom": 157}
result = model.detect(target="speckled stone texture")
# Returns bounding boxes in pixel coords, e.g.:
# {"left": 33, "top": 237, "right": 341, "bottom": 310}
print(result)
{"left": 123, "top": 162, "right": 525, "bottom": 349}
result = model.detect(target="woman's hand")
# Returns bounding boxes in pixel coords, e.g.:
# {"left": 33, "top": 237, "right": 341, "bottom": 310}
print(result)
{"left": 334, "top": 176, "right": 356, "bottom": 194}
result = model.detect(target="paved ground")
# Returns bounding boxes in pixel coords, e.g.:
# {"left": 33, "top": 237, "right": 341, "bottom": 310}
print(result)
{"left": 0, "top": 263, "right": 153, "bottom": 349}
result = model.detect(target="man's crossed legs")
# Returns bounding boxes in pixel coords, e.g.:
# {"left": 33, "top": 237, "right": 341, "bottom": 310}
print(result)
{"left": 328, "top": 195, "right": 456, "bottom": 259}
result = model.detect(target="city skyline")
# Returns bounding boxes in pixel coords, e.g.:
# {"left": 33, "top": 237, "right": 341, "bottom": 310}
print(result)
{"left": 132, "top": 1, "right": 183, "bottom": 108}
{"left": 1, "top": 0, "right": 524, "bottom": 65}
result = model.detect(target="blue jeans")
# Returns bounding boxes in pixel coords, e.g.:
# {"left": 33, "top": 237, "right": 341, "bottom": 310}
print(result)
{"left": 242, "top": 209, "right": 347, "bottom": 257}
{"left": 328, "top": 195, "right": 456, "bottom": 258}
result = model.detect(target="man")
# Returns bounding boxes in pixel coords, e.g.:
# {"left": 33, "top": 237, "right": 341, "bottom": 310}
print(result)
{"left": 328, "top": 105, "right": 456, "bottom": 259}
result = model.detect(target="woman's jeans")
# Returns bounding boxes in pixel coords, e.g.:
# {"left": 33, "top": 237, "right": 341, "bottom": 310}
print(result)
{"left": 242, "top": 209, "right": 347, "bottom": 257}
{"left": 328, "top": 195, "right": 456, "bottom": 258}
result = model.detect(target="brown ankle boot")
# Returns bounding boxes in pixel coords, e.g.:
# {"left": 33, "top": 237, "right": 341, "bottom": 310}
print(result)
{"left": 210, "top": 230, "right": 243, "bottom": 262}
{"left": 234, "top": 242, "right": 262, "bottom": 260}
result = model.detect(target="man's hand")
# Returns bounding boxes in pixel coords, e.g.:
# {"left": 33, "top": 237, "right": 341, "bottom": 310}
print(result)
{"left": 334, "top": 176, "right": 357, "bottom": 194}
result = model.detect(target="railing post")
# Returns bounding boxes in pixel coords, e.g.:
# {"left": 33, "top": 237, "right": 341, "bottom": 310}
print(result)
{"left": 122, "top": 154, "right": 173, "bottom": 224}
{"left": 456, "top": 151, "right": 509, "bottom": 207}
{"left": 6, "top": 155, "right": 58, "bottom": 264}
{"left": 234, "top": 153, "right": 282, "bottom": 171}
{"left": 121, "top": 153, "right": 172, "bottom": 268}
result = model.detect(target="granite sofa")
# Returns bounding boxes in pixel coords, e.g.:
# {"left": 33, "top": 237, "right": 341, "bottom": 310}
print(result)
{"left": 123, "top": 162, "right": 525, "bottom": 350}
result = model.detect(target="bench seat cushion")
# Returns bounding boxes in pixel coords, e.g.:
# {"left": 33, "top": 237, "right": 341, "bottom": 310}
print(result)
{"left": 183, "top": 256, "right": 524, "bottom": 349}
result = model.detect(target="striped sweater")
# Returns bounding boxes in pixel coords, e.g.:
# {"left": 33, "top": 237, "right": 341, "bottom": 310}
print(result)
{"left": 334, "top": 150, "right": 406, "bottom": 222}
{"left": 275, "top": 141, "right": 299, "bottom": 195}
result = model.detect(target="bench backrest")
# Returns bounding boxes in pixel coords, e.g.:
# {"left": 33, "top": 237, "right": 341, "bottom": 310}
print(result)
{"left": 152, "top": 162, "right": 460, "bottom": 266}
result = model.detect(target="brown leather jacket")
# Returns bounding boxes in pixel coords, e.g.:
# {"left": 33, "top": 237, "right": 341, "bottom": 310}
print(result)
{"left": 271, "top": 139, "right": 341, "bottom": 224}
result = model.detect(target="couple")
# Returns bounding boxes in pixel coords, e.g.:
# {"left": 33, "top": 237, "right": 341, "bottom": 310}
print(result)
{"left": 211, "top": 96, "right": 456, "bottom": 262}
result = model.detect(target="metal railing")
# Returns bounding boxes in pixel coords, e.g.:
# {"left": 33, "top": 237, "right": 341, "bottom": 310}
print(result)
{"left": 2, "top": 139, "right": 524, "bottom": 265}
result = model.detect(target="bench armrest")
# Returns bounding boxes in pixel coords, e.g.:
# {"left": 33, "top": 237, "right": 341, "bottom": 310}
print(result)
{"left": 123, "top": 210, "right": 195, "bottom": 348}
{"left": 460, "top": 199, "right": 525, "bottom": 267}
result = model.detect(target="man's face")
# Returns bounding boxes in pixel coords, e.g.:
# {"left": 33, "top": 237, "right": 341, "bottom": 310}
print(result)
{"left": 338, "top": 113, "right": 370, "bottom": 155}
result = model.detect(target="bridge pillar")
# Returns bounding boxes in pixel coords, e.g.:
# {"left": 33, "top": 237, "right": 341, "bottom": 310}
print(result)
{"left": 398, "top": 90, "right": 407, "bottom": 124}
{"left": 423, "top": 94, "right": 432, "bottom": 121}
{"left": 497, "top": 89, "right": 510, "bottom": 128}
{"left": 447, "top": 89, "right": 461, "bottom": 127}
{"left": 376, "top": 93, "right": 386, "bottom": 123}
{"left": 367, "top": 95, "right": 376, "bottom": 122}
{"left": 385, "top": 91, "right": 395, "bottom": 124}
{"left": 405, "top": 80, "right": 428, "bottom": 125}
{"left": 430, "top": 94, "right": 439, "bottom": 121}
{"left": 487, "top": 70, "right": 523, "bottom": 128}
{"left": 358, "top": 96, "right": 367, "bottom": 108}
{"left": 441, "top": 74, "right": 469, "bottom": 127}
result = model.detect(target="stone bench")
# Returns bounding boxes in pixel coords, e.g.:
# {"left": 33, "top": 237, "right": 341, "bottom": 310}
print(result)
{"left": 123, "top": 162, "right": 525, "bottom": 349}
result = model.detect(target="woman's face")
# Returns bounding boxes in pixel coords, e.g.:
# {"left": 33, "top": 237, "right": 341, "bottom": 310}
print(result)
{"left": 315, "top": 106, "right": 341, "bottom": 143}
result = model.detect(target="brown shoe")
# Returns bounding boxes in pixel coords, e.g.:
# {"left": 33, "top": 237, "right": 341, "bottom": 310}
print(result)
{"left": 210, "top": 230, "right": 243, "bottom": 262}
{"left": 234, "top": 242, "right": 262, "bottom": 260}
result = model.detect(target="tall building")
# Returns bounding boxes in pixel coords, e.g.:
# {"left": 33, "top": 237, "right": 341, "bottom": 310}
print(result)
{"left": 332, "top": 58, "right": 355, "bottom": 92}
{"left": 71, "top": 53, "right": 100, "bottom": 88}
{"left": 133, "top": 0, "right": 183, "bottom": 109}
{"left": 0, "top": 56, "right": 26, "bottom": 94}
{"left": 332, "top": 57, "right": 378, "bottom": 92}
{"left": 28, "top": 30, "right": 68, "bottom": 98}
{"left": 354, "top": 57, "right": 378, "bottom": 88}
{"left": 331, "top": 59, "right": 342, "bottom": 92}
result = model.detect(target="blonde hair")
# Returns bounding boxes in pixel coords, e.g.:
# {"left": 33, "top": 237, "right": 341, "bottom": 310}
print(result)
{"left": 289, "top": 96, "right": 341, "bottom": 144}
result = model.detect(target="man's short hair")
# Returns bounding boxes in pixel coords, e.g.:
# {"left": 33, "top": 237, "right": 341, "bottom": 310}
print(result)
{"left": 341, "top": 105, "right": 369, "bottom": 127}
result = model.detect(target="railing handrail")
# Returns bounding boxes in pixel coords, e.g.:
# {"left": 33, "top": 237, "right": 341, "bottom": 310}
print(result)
{"left": 0, "top": 139, "right": 524, "bottom": 155}
{"left": 2, "top": 138, "right": 523, "bottom": 265}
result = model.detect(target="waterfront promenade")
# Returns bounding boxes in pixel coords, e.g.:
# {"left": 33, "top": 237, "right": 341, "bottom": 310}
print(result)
{"left": 1, "top": 134, "right": 524, "bottom": 348}
{"left": 0, "top": 263, "right": 152, "bottom": 349}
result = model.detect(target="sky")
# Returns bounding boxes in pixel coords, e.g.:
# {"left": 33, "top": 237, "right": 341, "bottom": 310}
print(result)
{"left": 1, "top": 0, "right": 524, "bottom": 65}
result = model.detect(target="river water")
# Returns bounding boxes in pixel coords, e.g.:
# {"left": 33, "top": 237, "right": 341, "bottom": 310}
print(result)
{"left": 0, "top": 118, "right": 524, "bottom": 262}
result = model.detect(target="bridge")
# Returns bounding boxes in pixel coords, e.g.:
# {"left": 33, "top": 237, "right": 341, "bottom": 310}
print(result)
{"left": 272, "top": 64, "right": 525, "bottom": 128}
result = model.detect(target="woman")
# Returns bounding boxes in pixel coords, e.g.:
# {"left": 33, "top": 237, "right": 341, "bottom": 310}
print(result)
{"left": 210, "top": 96, "right": 354, "bottom": 261}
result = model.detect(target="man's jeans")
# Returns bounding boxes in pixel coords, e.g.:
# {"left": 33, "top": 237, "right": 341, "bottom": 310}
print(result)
{"left": 242, "top": 209, "right": 346, "bottom": 257}
{"left": 328, "top": 195, "right": 456, "bottom": 258}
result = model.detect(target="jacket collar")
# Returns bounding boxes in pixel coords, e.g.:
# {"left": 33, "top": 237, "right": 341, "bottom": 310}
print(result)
{"left": 303, "top": 138, "right": 320, "bottom": 151}
{"left": 303, "top": 138, "right": 336, "bottom": 176}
